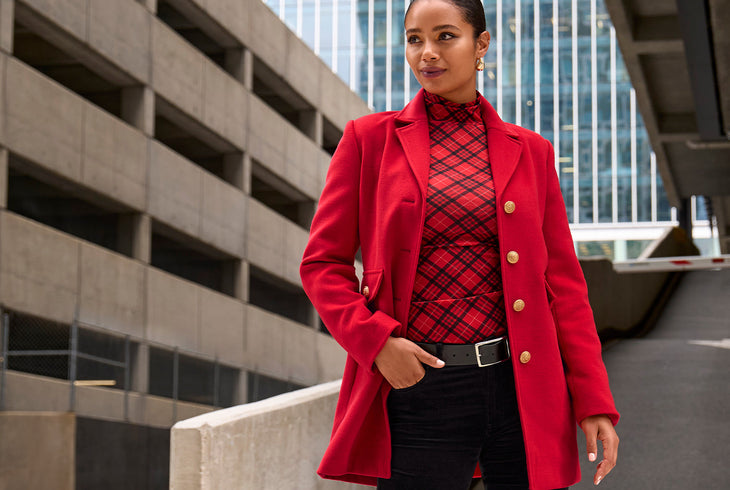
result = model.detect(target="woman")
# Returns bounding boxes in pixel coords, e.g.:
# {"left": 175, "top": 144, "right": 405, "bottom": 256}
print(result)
{"left": 300, "top": 0, "right": 619, "bottom": 488}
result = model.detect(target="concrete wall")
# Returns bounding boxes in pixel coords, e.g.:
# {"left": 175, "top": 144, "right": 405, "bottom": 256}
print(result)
{"left": 0, "top": 412, "right": 75, "bottom": 490}
{"left": 170, "top": 380, "right": 368, "bottom": 490}
{"left": 583, "top": 226, "right": 701, "bottom": 338}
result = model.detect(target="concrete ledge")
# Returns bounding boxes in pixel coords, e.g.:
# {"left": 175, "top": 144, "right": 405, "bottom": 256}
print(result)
{"left": 170, "top": 380, "right": 367, "bottom": 490}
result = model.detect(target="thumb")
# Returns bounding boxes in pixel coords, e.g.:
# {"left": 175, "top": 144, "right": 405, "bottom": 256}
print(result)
{"left": 583, "top": 422, "right": 598, "bottom": 462}
{"left": 415, "top": 347, "right": 445, "bottom": 368}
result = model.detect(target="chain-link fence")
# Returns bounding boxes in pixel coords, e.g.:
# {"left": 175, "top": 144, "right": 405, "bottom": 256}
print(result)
{"left": 0, "top": 309, "right": 240, "bottom": 417}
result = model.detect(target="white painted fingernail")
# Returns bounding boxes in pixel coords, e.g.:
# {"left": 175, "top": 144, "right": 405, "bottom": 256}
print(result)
{"left": 436, "top": 359, "right": 445, "bottom": 367}
{"left": 596, "top": 476, "right": 602, "bottom": 485}
{"left": 589, "top": 452, "right": 596, "bottom": 462}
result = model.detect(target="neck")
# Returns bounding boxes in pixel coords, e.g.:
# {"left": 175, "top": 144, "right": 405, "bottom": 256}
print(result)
{"left": 434, "top": 84, "right": 478, "bottom": 105}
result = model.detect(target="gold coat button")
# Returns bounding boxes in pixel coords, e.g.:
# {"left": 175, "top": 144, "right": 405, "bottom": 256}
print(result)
{"left": 363, "top": 286, "right": 370, "bottom": 298}
{"left": 513, "top": 299, "right": 525, "bottom": 312}
{"left": 504, "top": 201, "right": 516, "bottom": 214}
{"left": 507, "top": 251, "right": 519, "bottom": 264}
{"left": 519, "top": 351, "right": 531, "bottom": 364}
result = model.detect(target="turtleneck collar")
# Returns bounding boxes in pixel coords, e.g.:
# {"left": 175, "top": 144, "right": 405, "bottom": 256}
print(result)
{"left": 423, "top": 90, "right": 483, "bottom": 124}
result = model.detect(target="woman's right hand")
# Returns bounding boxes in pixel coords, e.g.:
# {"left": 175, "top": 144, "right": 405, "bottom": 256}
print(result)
{"left": 374, "top": 337, "right": 445, "bottom": 389}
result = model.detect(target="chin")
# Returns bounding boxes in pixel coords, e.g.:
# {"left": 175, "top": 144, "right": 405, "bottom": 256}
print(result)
{"left": 419, "top": 80, "right": 450, "bottom": 96}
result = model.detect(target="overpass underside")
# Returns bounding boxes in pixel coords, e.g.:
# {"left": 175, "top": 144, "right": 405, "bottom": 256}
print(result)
{"left": 605, "top": 0, "right": 730, "bottom": 253}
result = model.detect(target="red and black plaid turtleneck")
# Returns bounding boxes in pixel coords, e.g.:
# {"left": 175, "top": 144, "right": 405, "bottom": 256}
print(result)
{"left": 406, "top": 91, "right": 507, "bottom": 344}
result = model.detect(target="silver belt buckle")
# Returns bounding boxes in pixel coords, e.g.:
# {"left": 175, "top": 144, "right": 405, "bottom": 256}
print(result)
{"left": 475, "top": 336, "right": 509, "bottom": 367}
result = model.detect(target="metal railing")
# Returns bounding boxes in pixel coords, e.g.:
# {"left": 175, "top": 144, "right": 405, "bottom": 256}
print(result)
{"left": 0, "top": 310, "right": 238, "bottom": 418}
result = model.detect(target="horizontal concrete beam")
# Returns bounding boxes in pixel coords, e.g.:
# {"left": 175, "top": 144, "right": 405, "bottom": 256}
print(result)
{"left": 16, "top": 0, "right": 150, "bottom": 84}
{"left": 243, "top": 0, "right": 369, "bottom": 128}
{"left": 246, "top": 92, "right": 328, "bottom": 201}
{"left": 1, "top": 371, "right": 212, "bottom": 428}
{"left": 0, "top": 54, "right": 148, "bottom": 211}
{"left": 151, "top": 17, "right": 247, "bottom": 150}
{"left": 246, "top": 198, "right": 310, "bottom": 286}
{"left": 244, "top": 305, "right": 345, "bottom": 386}
{"left": 148, "top": 141, "right": 246, "bottom": 258}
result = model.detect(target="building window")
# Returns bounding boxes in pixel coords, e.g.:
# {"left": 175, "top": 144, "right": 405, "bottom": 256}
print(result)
{"left": 247, "top": 371, "right": 305, "bottom": 403}
{"left": 148, "top": 347, "right": 239, "bottom": 407}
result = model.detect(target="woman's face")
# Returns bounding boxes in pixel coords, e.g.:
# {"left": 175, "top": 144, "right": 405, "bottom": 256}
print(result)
{"left": 405, "top": 0, "right": 490, "bottom": 104}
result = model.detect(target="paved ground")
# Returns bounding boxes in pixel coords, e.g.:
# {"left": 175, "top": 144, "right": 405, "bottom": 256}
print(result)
{"left": 573, "top": 269, "right": 730, "bottom": 490}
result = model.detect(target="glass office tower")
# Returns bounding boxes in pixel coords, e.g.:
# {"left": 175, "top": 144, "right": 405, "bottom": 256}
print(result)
{"left": 264, "top": 0, "right": 716, "bottom": 258}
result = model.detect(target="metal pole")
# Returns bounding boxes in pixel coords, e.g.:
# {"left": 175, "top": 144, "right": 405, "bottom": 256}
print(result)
{"left": 678, "top": 197, "right": 693, "bottom": 240}
{"left": 0, "top": 313, "right": 9, "bottom": 410}
{"left": 172, "top": 347, "right": 179, "bottom": 422}
{"left": 124, "top": 336, "right": 130, "bottom": 422}
{"left": 68, "top": 319, "right": 78, "bottom": 412}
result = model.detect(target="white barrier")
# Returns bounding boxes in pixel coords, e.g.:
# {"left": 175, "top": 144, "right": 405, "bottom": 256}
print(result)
{"left": 170, "top": 380, "right": 367, "bottom": 490}
{"left": 613, "top": 255, "right": 730, "bottom": 273}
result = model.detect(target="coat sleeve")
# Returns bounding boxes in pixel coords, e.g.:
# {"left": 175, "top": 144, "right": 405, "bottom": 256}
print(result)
{"left": 541, "top": 140, "right": 620, "bottom": 426}
{"left": 300, "top": 120, "right": 400, "bottom": 372}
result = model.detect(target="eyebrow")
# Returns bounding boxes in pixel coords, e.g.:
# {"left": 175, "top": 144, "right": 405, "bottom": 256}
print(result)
{"left": 405, "top": 24, "right": 461, "bottom": 35}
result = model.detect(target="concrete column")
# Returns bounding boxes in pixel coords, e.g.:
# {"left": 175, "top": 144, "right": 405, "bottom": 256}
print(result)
{"left": 132, "top": 343, "right": 149, "bottom": 394}
{"left": 297, "top": 201, "right": 315, "bottom": 230}
{"left": 223, "top": 259, "right": 249, "bottom": 302}
{"left": 241, "top": 153, "right": 253, "bottom": 195}
{"left": 308, "top": 303, "right": 319, "bottom": 330}
{"left": 242, "top": 48, "right": 254, "bottom": 91}
{"left": 299, "top": 109, "right": 323, "bottom": 147}
{"left": 236, "top": 370, "right": 248, "bottom": 404}
{"left": 223, "top": 152, "right": 245, "bottom": 191}
{"left": 121, "top": 86, "right": 155, "bottom": 136}
{"left": 0, "top": 148, "right": 8, "bottom": 208}
{"left": 117, "top": 213, "right": 151, "bottom": 263}
{"left": 0, "top": 0, "right": 14, "bottom": 54}
{"left": 224, "top": 48, "right": 246, "bottom": 85}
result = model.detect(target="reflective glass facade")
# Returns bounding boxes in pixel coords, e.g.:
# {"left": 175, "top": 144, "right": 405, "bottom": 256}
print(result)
{"left": 264, "top": 0, "right": 716, "bottom": 258}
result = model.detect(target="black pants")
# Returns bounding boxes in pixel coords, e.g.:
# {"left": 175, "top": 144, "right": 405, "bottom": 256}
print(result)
{"left": 377, "top": 361, "right": 568, "bottom": 490}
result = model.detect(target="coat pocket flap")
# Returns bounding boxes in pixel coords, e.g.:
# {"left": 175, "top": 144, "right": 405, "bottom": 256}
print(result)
{"left": 361, "top": 268, "right": 384, "bottom": 302}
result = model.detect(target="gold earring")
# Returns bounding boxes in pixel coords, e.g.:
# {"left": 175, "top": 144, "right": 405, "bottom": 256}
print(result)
{"left": 476, "top": 58, "right": 485, "bottom": 71}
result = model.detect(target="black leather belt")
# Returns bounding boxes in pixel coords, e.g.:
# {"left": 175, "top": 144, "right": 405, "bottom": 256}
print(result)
{"left": 416, "top": 337, "right": 510, "bottom": 367}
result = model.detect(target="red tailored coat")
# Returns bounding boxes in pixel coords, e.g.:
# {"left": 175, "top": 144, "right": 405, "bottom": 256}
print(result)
{"left": 300, "top": 89, "right": 619, "bottom": 489}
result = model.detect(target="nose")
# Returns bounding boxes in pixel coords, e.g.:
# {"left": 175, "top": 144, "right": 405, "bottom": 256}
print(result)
{"left": 422, "top": 40, "right": 438, "bottom": 61}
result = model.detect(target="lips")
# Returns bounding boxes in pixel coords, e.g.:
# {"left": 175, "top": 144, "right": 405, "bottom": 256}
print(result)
{"left": 420, "top": 67, "right": 445, "bottom": 78}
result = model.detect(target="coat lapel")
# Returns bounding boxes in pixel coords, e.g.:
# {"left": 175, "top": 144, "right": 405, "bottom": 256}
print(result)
{"left": 394, "top": 90, "right": 431, "bottom": 200}
{"left": 394, "top": 89, "right": 524, "bottom": 201}
{"left": 479, "top": 97, "right": 523, "bottom": 198}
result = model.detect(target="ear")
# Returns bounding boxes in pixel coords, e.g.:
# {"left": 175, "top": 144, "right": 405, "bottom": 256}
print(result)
{"left": 476, "top": 30, "right": 490, "bottom": 58}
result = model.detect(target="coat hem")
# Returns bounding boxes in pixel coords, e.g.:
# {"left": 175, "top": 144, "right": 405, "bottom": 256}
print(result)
{"left": 318, "top": 471, "right": 379, "bottom": 487}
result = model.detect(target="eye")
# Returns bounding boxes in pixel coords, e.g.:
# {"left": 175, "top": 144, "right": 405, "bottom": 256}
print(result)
{"left": 439, "top": 32, "right": 456, "bottom": 40}
{"left": 407, "top": 35, "right": 421, "bottom": 44}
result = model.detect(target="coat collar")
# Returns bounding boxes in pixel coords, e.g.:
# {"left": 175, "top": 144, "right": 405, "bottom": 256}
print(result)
{"left": 394, "top": 89, "right": 523, "bottom": 200}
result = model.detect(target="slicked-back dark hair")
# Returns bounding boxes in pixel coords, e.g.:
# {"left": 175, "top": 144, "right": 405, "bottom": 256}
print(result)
{"left": 405, "top": 0, "right": 487, "bottom": 39}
